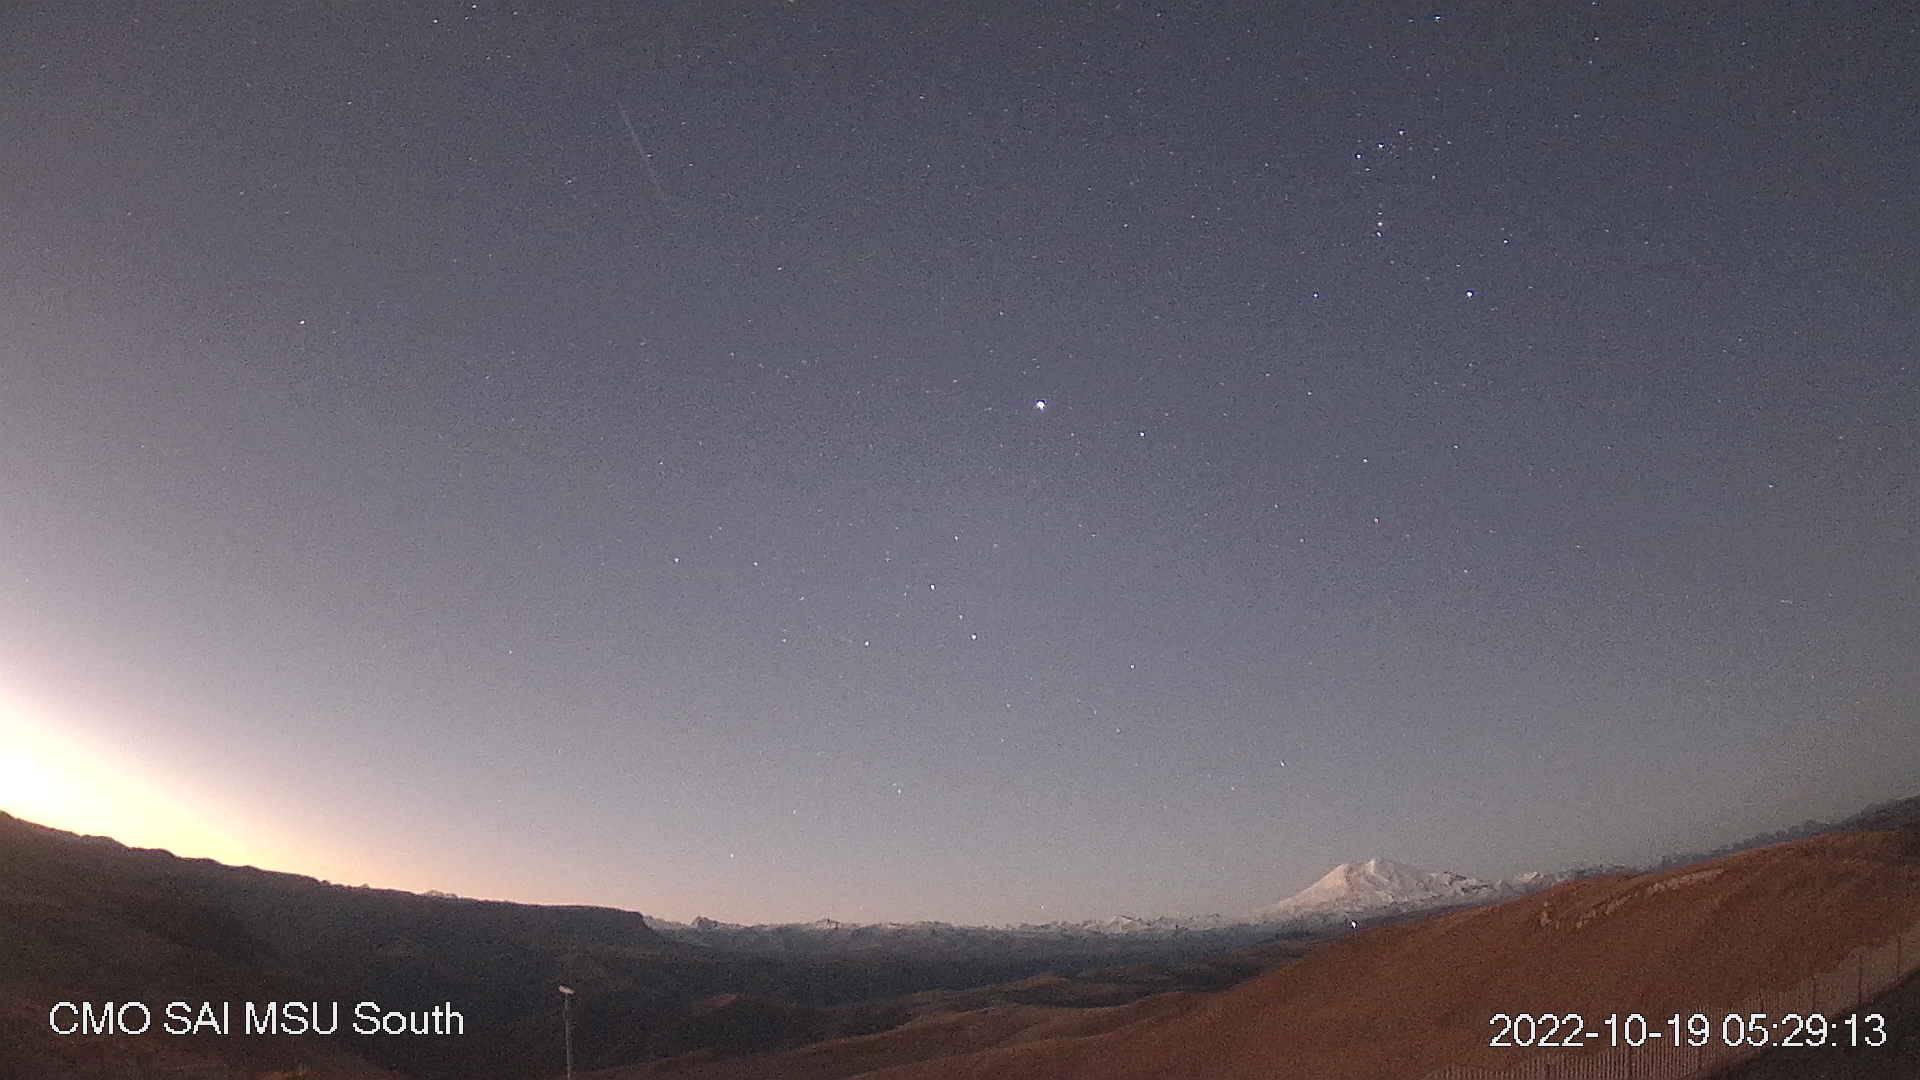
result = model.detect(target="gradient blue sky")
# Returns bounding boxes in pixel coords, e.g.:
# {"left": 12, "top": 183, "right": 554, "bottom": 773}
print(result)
{"left": 2, "top": 1, "right": 1915, "bottom": 923}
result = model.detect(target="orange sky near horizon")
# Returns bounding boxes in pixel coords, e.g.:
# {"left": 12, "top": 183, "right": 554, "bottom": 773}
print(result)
{"left": 0, "top": 677, "right": 699, "bottom": 915}
{"left": 0, "top": 672, "right": 773, "bottom": 921}
{"left": 0, "top": 680, "right": 471, "bottom": 901}
{"left": 4, "top": 683, "right": 293, "bottom": 866}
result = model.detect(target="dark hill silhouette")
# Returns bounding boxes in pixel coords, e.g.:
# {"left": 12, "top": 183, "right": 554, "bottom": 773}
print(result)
{"left": 10, "top": 790, "right": 1917, "bottom": 1079}
{"left": 1836, "top": 792, "right": 1920, "bottom": 834}
{"left": 2, "top": 810, "right": 669, "bottom": 1078}
{"left": 0, "top": 811, "right": 1299, "bottom": 1078}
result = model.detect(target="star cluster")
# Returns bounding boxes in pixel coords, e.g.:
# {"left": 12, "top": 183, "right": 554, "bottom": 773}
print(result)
{"left": 1, "top": 1, "right": 1914, "bottom": 924}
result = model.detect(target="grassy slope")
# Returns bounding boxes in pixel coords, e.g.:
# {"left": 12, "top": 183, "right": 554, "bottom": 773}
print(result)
{"left": 605, "top": 829, "right": 1920, "bottom": 1080}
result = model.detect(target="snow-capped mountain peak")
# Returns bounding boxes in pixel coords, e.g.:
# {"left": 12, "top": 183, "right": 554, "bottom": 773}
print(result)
{"left": 1255, "top": 857, "right": 1492, "bottom": 920}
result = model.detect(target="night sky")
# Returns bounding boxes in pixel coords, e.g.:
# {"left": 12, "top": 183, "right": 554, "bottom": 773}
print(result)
{"left": 3, "top": 2, "right": 1916, "bottom": 925}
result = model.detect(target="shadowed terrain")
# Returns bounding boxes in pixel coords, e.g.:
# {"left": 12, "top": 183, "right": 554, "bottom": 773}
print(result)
{"left": 0, "top": 811, "right": 1301, "bottom": 1078}
{"left": 1714, "top": 968, "right": 1920, "bottom": 1078}
{"left": 600, "top": 828, "right": 1920, "bottom": 1080}
{"left": 8, "top": 804, "right": 1918, "bottom": 1079}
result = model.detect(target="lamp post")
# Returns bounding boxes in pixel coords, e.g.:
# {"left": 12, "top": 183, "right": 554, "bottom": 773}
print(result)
{"left": 557, "top": 985, "right": 576, "bottom": 1080}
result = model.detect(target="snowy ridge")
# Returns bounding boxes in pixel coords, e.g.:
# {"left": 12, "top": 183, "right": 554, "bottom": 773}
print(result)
{"left": 650, "top": 858, "right": 1604, "bottom": 955}
{"left": 650, "top": 913, "right": 1239, "bottom": 939}
{"left": 1254, "top": 857, "right": 1495, "bottom": 920}
{"left": 1250, "top": 857, "right": 1612, "bottom": 926}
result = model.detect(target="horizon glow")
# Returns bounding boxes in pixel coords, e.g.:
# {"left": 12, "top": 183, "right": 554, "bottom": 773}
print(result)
{"left": 3, "top": 3, "right": 1914, "bottom": 925}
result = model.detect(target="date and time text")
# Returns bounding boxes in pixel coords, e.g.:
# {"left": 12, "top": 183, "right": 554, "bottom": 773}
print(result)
{"left": 1489, "top": 1011, "right": 1889, "bottom": 1050}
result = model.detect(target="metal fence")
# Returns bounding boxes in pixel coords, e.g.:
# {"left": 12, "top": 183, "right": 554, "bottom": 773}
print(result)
{"left": 1422, "top": 919, "right": 1919, "bottom": 1080}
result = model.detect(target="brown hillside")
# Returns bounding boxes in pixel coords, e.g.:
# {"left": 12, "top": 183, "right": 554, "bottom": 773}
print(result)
{"left": 1716, "top": 967, "right": 1920, "bottom": 1078}
{"left": 610, "top": 829, "right": 1920, "bottom": 1080}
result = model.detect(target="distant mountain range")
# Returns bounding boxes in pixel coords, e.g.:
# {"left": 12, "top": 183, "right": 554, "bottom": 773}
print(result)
{"left": 1256, "top": 857, "right": 1495, "bottom": 921}
{"left": 614, "top": 826, "right": 1920, "bottom": 1080}
{"left": 654, "top": 796, "right": 1920, "bottom": 948}
{"left": 650, "top": 858, "right": 1609, "bottom": 953}
{"left": 6, "top": 789, "right": 1916, "bottom": 1079}
{"left": 0, "top": 811, "right": 1262, "bottom": 1079}
{"left": 645, "top": 912, "right": 1272, "bottom": 957}
{"left": 1646, "top": 794, "right": 1920, "bottom": 872}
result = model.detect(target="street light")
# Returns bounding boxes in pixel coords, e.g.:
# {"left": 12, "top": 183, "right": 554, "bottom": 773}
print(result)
{"left": 557, "top": 985, "right": 576, "bottom": 1080}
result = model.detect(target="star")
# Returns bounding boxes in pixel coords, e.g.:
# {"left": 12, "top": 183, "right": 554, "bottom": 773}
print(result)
{"left": 1033, "top": 399, "right": 1048, "bottom": 411}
